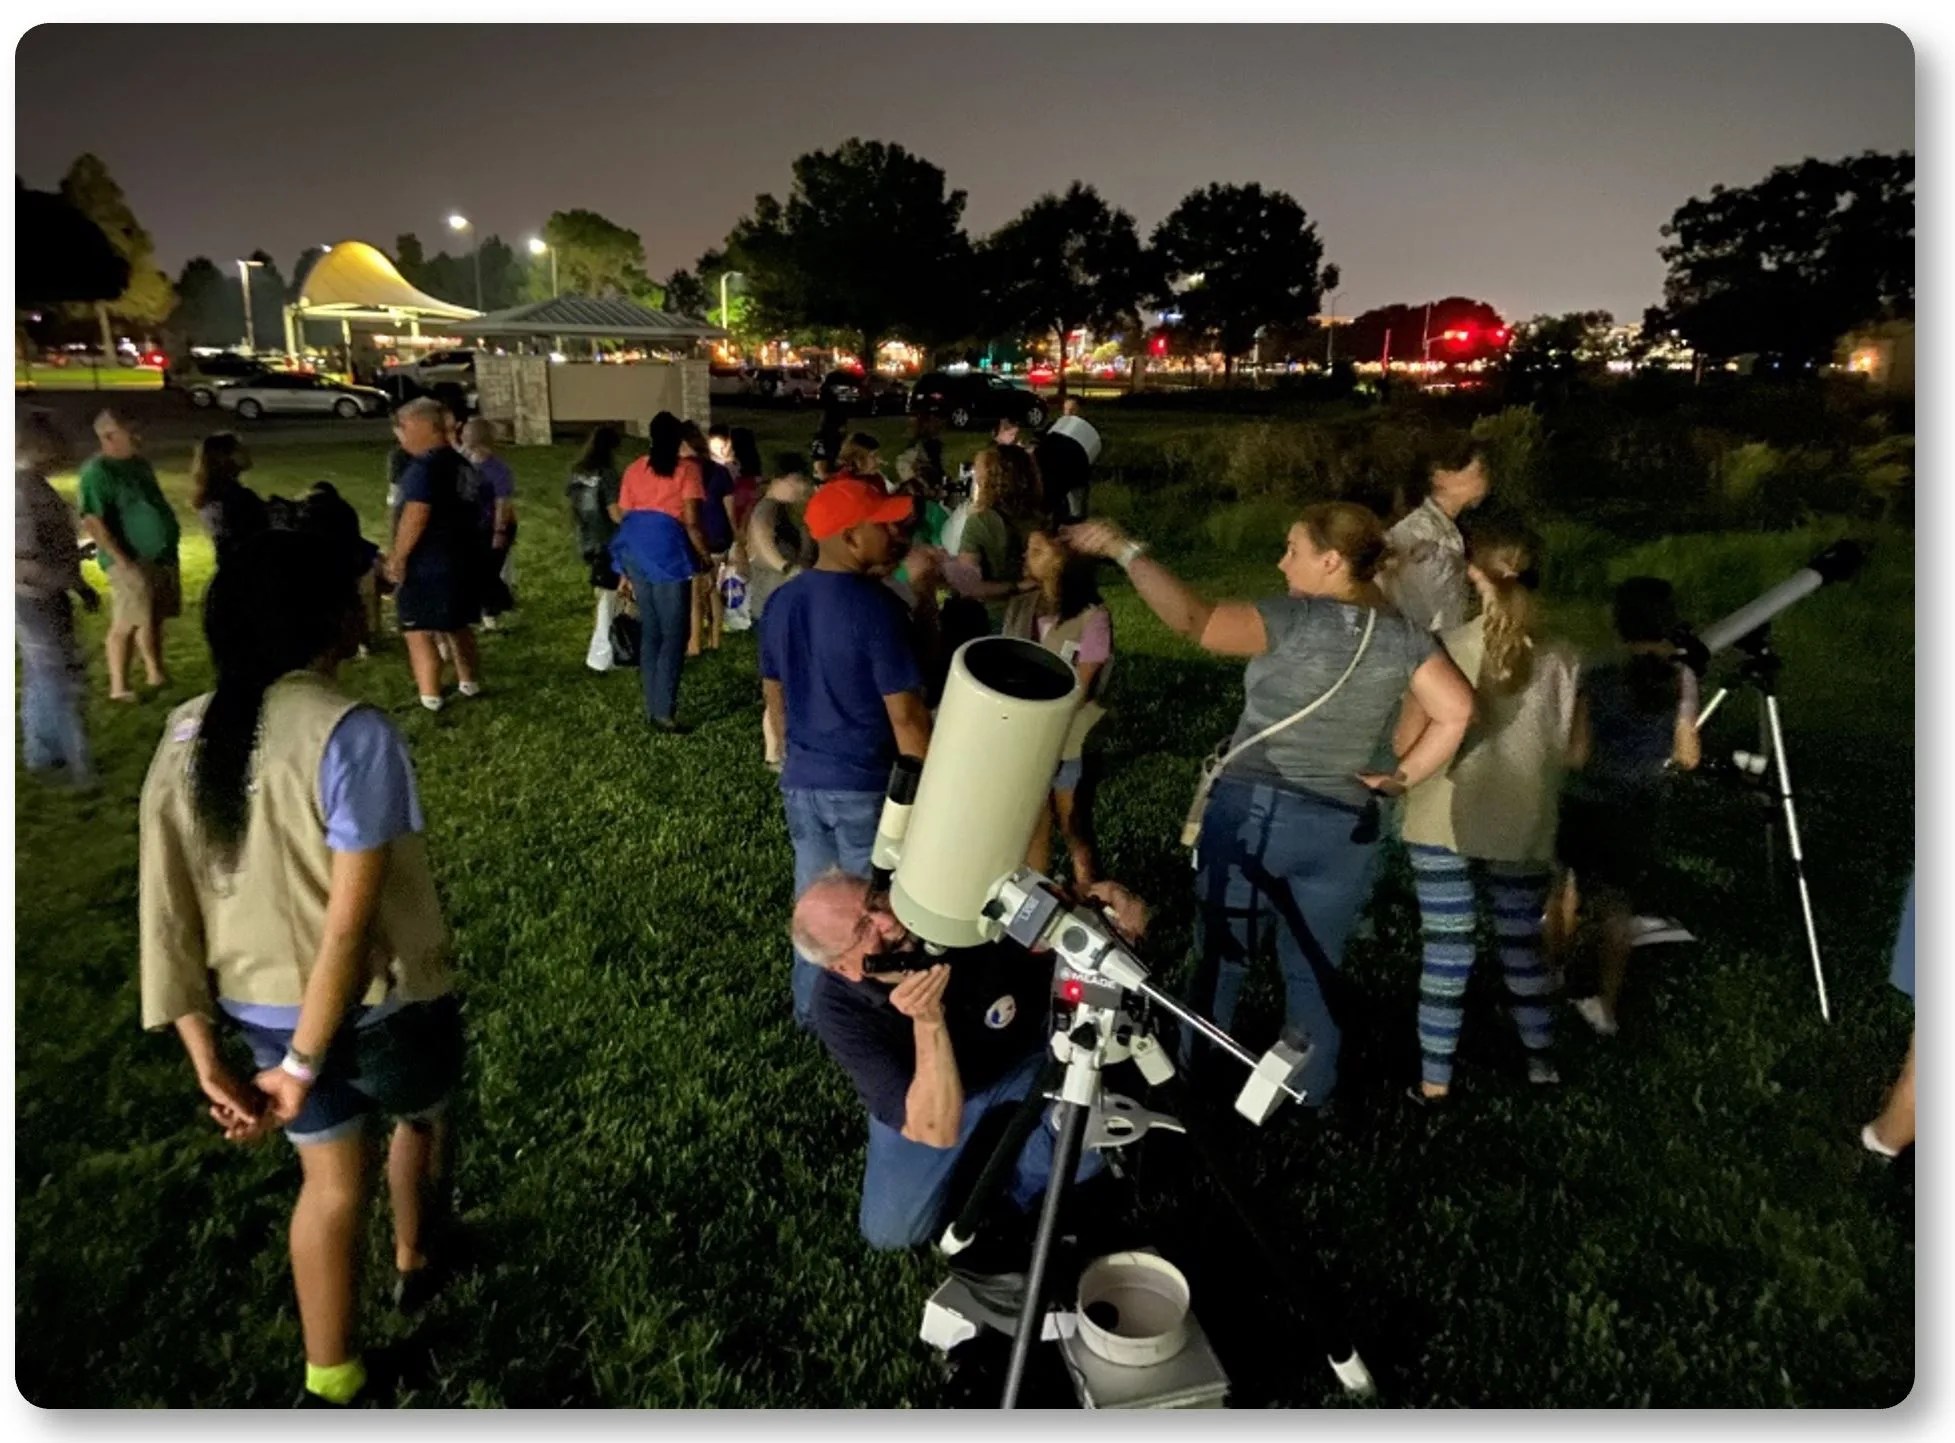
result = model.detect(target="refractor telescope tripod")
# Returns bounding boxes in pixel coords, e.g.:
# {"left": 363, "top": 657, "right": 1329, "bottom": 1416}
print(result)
{"left": 932, "top": 865, "right": 1377, "bottom": 1409}
{"left": 1691, "top": 624, "right": 1832, "bottom": 1021}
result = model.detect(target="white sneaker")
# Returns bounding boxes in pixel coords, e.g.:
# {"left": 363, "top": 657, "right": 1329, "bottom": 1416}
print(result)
{"left": 457, "top": 681, "right": 482, "bottom": 698}
{"left": 1575, "top": 996, "right": 1619, "bottom": 1037}
{"left": 419, "top": 694, "right": 444, "bottom": 713}
{"left": 1860, "top": 1123, "right": 1902, "bottom": 1159}
{"left": 1631, "top": 915, "right": 1696, "bottom": 948}
{"left": 1527, "top": 1057, "right": 1561, "bottom": 1086}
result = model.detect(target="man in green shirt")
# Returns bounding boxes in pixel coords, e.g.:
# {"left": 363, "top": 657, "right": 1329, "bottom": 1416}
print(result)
{"left": 76, "top": 409, "right": 182, "bottom": 699}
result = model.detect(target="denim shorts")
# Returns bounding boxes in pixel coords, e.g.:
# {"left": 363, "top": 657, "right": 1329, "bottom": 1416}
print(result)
{"left": 234, "top": 995, "right": 463, "bottom": 1146}
{"left": 1052, "top": 755, "right": 1085, "bottom": 793}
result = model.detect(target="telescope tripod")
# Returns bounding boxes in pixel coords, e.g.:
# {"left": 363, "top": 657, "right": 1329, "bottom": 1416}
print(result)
{"left": 932, "top": 871, "right": 1375, "bottom": 1408}
{"left": 1694, "top": 625, "right": 1832, "bottom": 1021}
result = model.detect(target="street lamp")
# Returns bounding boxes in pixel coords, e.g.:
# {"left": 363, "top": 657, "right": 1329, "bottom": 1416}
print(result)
{"left": 528, "top": 236, "right": 559, "bottom": 297}
{"left": 718, "top": 270, "right": 745, "bottom": 348}
{"left": 448, "top": 213, "right": 483, "bottom": 310}
{"left": 237, "top": 258, "right": 264, "bottom": 353}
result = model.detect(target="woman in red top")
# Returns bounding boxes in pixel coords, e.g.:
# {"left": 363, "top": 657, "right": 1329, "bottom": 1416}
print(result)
{"left": 609, "top": 412, "right": 712, "bottom": 732}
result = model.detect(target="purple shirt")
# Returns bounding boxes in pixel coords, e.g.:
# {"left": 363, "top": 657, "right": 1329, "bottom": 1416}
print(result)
{"left": 473, "top": 453, "right": 516, "bottom": 534}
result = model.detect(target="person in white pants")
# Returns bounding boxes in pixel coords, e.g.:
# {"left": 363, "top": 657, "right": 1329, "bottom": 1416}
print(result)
{"left": 565, "top": 426, "right": 626, "bottom": 672}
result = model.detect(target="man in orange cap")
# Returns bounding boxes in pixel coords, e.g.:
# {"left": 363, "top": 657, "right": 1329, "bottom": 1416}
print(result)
{"left": 761, "top": 477, "right": 939, "bottom": 1029}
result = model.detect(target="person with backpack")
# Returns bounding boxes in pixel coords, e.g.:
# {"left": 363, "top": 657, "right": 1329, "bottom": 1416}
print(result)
{"left": 566, "top": 425, "right": 626, "bottom": 673}
{"left": 610, "top": 411, "right": 712, "bottom": 732}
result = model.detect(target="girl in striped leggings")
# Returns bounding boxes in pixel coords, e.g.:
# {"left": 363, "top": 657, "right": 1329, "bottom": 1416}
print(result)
{"left": 1394, "top": 519, "right": 1581, "bottom": 1103}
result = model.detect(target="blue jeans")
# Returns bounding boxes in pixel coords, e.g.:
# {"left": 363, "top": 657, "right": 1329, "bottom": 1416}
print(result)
{"left": 1185, "top": 776, "right": 1381, "bottom": 1107}
{"left": 623, "top": 566, "right": 691, "bottom": 724}
{"left": 15, "top": 594, "right": 92, "bottom": 783}
{"left": 784, "top": 787, "right": 884, "bottom": 1027}
{"left": 859, "top": 1051, "right": 1105, "bottom": 1250}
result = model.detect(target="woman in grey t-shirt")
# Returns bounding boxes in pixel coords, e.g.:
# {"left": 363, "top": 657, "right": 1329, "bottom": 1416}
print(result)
{"left": 1066, "top": 503, "right": 1473, "bottom": 1106}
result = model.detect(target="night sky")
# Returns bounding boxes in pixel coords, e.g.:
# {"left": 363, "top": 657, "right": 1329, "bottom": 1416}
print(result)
{"left": 15, "top": 23, "right": 1913, "bottom": 323}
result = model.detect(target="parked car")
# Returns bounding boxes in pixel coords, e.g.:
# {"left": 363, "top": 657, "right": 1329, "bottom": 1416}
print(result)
{"left": 709, "top": 364, "right": 755, "bottom": 397}
{"left": 175, "top": 353, "right": 275, "bottom": 407}
{"left": 906, "top": 371, "right": 1049, "bottom": 430}
{"left": 750, "top": 365, "right": 819, "bottom": 405}
{"left": 215, "top": 372, "right": 390, "bottom": 420}
{"left": 818, "top": 369, "right": 909, "bottom": 415}
{"left": 396, "top": 348, "right": 476, "bottom": 389}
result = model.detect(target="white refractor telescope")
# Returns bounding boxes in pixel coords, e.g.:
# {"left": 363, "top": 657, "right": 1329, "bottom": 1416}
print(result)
{"left": 869, "top": 636, "right": 1308, "bottom": 1125}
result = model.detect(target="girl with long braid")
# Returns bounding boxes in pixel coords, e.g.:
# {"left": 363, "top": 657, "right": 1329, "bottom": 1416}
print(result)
{"left": 138, "top": 529, "right": 462, "bottom": 1406}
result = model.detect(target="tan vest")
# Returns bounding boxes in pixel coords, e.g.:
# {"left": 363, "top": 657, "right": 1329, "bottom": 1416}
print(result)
{"left": 1002, "top": 595, "right": 1111, "bottom": 760}
{"left": 139, "top": 670, "right": 451, "bottom": 1030}
{"left": 1401, "top": 616, "right": 1580, "bottom": 864}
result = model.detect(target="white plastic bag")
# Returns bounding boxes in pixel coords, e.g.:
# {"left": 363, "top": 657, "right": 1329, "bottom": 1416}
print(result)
{"left": 720, "top": 563, "right": 753, "bottom": 632}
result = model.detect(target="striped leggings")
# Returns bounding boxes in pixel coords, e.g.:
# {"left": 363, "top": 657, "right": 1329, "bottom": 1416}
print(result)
{"left": 1409, "top": 844, "right": 1555, "bottom": 1089}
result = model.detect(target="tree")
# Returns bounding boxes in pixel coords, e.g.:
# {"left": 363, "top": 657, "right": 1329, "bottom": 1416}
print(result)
{"left": 980, "top": 183, "right": 1151, "bottom": 396}
{"left": 57, "top": 153, "right": 174, "bottom": 349}
{"left": 289, "top": 245, "right": 332, "bottom": 300}
{"left": 1343, "top": 297, "right": 1507, "bottom": 368}
{"left": 16, "top": 182, "right": 128, "bottom": 308}
{"left": 541, "top": 208, "right": 656, "bottom": 300}
{"left": 1505, "top": 310, "right": 1616, "bottom": 378}
{"left": 662, "top": 267, "right": 710, "bottom": 318}
{"left": 394, "top": 232, "right": 426, "bottom": 277}
{"left": 1653, "top": 150, "right": 1913, "bottom": 365}
{"left": 1149, "top": 182, "right": 1327, "bottom": 377}
{"left": 165, "top": 257, "right": 244, "bottom": 349}
{"left": 730, "top": 139, "right": 972, "bottom": 366}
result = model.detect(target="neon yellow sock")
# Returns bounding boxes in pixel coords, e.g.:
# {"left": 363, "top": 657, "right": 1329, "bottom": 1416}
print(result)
{"left": 305, "top": 1358, "right": 367, "bottom": 1405}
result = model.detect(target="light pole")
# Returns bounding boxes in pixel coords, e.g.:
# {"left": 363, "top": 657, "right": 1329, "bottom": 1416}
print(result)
{"left": 237, "top": 258, "right": 264, "bottom": 353}
{"left": 528, "top": 236, "right": 559, "bottom": 297}
{"left": 449, "top": 213, "right": 482, "bottom": 310}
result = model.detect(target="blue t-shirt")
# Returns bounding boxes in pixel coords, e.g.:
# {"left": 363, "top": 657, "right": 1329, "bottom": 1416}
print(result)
{"left": 700, "top": 461, "right": 736, "bottom": 553}
{"left": 395, "top": 447, "right": 477, "bottom": 573}
{"left": 759, "top": 569, "right": 923, "bottom": 793}
{"left": 219, "top": 707, "right": 424, "bottom": 1031}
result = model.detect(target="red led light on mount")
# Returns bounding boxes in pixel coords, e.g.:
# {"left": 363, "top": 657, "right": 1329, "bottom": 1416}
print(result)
{"left": 1060, "top": 979, "right": 1085, "bottom": 1005}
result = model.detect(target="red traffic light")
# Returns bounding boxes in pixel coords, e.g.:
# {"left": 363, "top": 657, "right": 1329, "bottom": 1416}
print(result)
{"left": 1149, "top": 334, "right": 1169, "bottom": 356}
{"left": 1491, "top": 326, "right": 1511, "bottom": 344}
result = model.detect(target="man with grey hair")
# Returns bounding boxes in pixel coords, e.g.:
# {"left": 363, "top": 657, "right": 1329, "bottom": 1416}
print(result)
{"left": 386, "top": 398, "right": 484, "bottom": 710}
{"left": 792, "top": 868, "right": 1146, "bottom": 1250}
{"left": 75, "top": 408, "right": 180, "bottom": 700}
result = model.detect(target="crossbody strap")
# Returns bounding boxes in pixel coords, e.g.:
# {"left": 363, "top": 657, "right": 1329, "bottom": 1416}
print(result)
{"left": 1213, "top": 605, "right": 1378, "bottom": 775}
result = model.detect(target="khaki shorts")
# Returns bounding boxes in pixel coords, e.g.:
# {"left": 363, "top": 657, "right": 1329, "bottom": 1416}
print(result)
{"left": 110, "top": 561, "right": 182, "bottom": 629}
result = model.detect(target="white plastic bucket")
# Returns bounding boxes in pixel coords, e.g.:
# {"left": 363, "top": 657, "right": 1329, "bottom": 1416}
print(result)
{"left": 1075, "top": 1252, "right": 1191, "bottom": 1367}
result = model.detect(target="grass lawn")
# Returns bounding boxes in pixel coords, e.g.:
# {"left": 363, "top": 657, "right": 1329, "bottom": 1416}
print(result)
{"left": 16, "top": 364, "right": 166, "bottom": 391}
{"left": 13, "top": 422, "right": 1915, "bottom": 1407}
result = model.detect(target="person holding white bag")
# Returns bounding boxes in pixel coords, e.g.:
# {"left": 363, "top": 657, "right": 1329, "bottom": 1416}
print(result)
{"left": 1064, "top": 504, "right": 1472, "bottom": 1106}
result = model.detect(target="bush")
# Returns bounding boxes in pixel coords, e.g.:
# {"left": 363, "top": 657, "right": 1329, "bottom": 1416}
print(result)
{"left": 1202, "top": 496, "right": 1299, "bottom": 556}
{"left": 1471, "top": 405, "right": 1547, "bottom": 511}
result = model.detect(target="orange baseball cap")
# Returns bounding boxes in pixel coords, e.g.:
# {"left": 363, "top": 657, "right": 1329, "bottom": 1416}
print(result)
{"left": 804, "top": 476, "right": 915, "bottom": 541}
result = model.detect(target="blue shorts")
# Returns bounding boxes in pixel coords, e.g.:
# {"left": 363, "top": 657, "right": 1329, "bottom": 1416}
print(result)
{"left": 1052, "top": 755, "right": 1085, "bottom": 793}
{"left": 234, "top": 996, "right": 463, "bottom": 1146}
{"left": 1891, "top": 877, "right": 1915, "bottom": 1001}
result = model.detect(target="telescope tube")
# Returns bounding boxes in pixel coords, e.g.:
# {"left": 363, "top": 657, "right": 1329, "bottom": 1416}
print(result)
{"left": 887, "top": 637, "right": 1079, "bottom": 949}
{"left": 1697, "top": 541, "right": 1866, "bottom": 656}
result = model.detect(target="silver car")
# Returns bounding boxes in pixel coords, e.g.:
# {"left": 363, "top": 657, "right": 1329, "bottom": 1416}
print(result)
{"left": 215, "top": 372, "right": 390, "bottom": 420}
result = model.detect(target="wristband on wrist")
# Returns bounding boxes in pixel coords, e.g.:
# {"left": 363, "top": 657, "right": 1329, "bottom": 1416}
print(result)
{"left": 279, "top": 1050, "right": 318, "bottom": 1085}
{"left": 1115, "top": 539, "right": 1148, "bottom": 571}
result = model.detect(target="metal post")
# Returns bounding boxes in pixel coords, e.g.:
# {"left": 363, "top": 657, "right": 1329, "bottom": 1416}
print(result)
{"left": 238, "top": 260, "right": 257, "bottom": 353}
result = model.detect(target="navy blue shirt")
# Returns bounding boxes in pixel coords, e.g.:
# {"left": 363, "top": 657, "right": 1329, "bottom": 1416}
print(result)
{"left": 1572, "top": 657, "right": 1683, "bottom": 799}
{"left": 759, "top": 569, "right": 923, "bottom": 793}
{"left": 811, "top": 944, "right": 1052, "bottom": 1130}
{"left": 700, "top": 460, "right": 736, "bottom": 553}
{"left": 396, "top": 447, "right": 478, "bottom": 576}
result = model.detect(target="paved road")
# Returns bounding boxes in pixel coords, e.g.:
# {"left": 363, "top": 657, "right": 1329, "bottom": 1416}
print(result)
{"left": 19, "top": 387, "right": 393, "bottom": 452}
